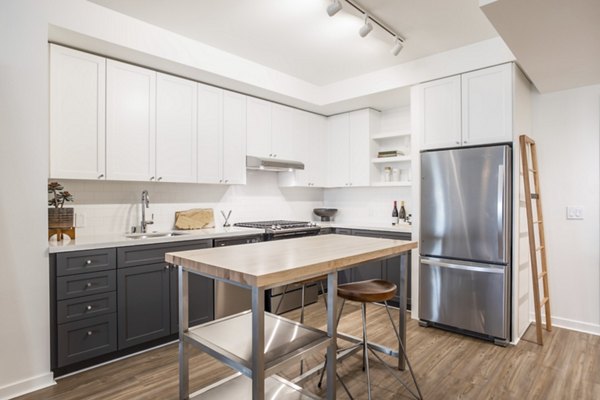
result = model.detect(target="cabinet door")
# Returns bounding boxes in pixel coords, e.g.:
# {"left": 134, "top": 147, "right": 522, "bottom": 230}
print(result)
{"left": 106, "top": 60, "right": 156, "bottom": 181}
{"left": 222, "top": 91, "right": 247, "bottom": 184}
{"left": 117, "top": 263, "right": 170, "bottom": 349}
{"left": 156, "top": 73, "right": 197, "bottom": 183}
{"left": 197, "top": 83, "right": 224, "bottom": 183}
{"left": 326, "top": 113, "right": 350, "bottom": 187}
{"left": 307, "top": 113, "right": 327, "bottom": 187}
{"left": 170, "top": 269, "right": 214, "bottom": 334}
{"left": 418, "top": 75, "right": 461, "bottom": 150}
{"left": 271, "top": 104, "right": 295, "bottom": 160}
{"left": 348, "top": 110, "right": 371, "bottom": 187}
{"left": 246, "top": 97, "right": 271, "bottom": 158}
{"left": 50, "top": 45, "right": 106, "bottom": 180}
{"left": 462, "top": 64, "right": 513, "bottom": 146}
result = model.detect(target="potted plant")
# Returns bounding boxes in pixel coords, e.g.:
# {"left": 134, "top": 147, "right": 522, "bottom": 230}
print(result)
{"left": 48, "top": 181, "right": 75, "bottom": 229}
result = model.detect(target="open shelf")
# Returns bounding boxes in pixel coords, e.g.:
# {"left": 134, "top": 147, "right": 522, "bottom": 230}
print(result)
{"left": 184, "top": 310, "right": 330, "bottom": 378}
{"left": 371, "top": 156, "right": 411, "bottom": 163}
{"left": 371, "top": 131, "right": 411, "bottom": 140}
{"left": 191, "top": 373, "right": 320, "bottom": 399}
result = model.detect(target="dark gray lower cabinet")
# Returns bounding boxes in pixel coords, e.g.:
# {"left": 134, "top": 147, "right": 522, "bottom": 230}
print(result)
{"left": 117, "top": 263, "right": 171, "bottom": 349}
{"left": 57, "top": 314, "right": 117, "bottom": 367}
{"left": 170, "top": 269, "right": 214, "bottom": 334}
{"left": 116, "top": 240, "right": 213, "bottom": 349}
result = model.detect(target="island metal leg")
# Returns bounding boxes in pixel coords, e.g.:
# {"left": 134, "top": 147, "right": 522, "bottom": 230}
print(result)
{"left": 326, "top": 271, "right": 338, "bottom": 400}
{"left": 251, "top": 286, "right": 265, "bottom": 400}
{"left": 178, "top": 266, "right": 189, "bottom": 399}
{"left": 398, "top": 252, "right": 408, "bottom": 371}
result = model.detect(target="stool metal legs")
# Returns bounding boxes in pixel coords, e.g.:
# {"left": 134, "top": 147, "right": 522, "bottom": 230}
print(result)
{"left": 319, "top": 301, "right": 423, "bottom": 400}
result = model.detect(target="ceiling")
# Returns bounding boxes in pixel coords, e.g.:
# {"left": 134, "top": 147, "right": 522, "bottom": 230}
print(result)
{"left": 88, "top": 0, "right": 499, "bottom": 86}
{"left": 482, "top": 0, "right": 600, "bottom": 93}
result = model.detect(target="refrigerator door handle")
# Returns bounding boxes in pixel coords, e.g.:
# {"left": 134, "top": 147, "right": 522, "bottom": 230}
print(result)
{"left": 421, "top": 258, "right": 504, "bottom": 274}
{"left": 497, "top": 164, "right": 505, "bottom": 261}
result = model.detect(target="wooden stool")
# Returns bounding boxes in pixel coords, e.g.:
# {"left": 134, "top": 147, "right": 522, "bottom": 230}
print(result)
{"left": 319, "top": 279, "right": 423, "bottom": 400}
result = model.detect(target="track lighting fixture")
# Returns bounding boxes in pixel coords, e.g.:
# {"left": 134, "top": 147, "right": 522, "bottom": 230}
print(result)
{"left": 325, "top": 0, "right": 406, "bottom": 55}
{"left": 358, "top": 15, "right": 373, "bottom": 38}
{"left": 326, "top": 0, "right": 343, "bottom": 17}
{"left": 391, "top": 37, "right": 404, "bottom": 56}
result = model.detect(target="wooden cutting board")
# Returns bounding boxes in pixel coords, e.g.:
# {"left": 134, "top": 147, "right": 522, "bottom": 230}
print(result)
{"left": 174, "top": 208, "right": 215, "bottom": 230}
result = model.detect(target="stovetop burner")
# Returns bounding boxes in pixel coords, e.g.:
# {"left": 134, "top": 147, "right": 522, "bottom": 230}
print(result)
{"left": 234, "top": 220, "right": 318, "bottom": 230}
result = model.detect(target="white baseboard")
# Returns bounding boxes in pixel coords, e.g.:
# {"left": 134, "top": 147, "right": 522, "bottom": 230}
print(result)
{"left": 0, "top": 372, "right": 54, "bottom": 400}
{"left": 529, "top": 313, "right": 600, "bottom": 336}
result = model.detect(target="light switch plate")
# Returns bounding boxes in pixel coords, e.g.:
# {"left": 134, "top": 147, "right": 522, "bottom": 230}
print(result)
{"left": 566, "top": 206, "right": 584, "bottom": 220}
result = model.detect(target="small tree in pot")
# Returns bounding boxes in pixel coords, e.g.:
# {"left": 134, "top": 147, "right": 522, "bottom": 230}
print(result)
{"left": 48, "top": 182, "right": 75, "bottom": 229}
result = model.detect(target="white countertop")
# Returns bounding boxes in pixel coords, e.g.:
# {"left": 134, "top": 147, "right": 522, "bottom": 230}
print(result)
{"left": 320, "top": 221, "right": 412, "bottom": 234}
{"left": 48, "top": 227, "right": 264, "bottom": 253}
{"left": 49, "top": 222, "right": 411, "bottom": 253}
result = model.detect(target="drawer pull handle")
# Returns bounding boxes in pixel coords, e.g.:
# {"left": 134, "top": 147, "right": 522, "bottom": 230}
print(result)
{"left": 86, "top": 305, "right": 93, "bottom": 311}
{"left": 87, "top": 331, "right": 93, "bottom": 336}
{"left": 86, "top": 260, "right": 92, "bottom": 265}
{"left": 165, "top": 265, "right": 170, "bottom": 270}
{"left": 86, "top": 282, "right": 92, "bottom": 288}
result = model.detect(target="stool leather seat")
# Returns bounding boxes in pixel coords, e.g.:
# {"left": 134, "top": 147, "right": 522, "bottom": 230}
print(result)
{"left": 338, "top": 279, "right": 397, "bottom": 303}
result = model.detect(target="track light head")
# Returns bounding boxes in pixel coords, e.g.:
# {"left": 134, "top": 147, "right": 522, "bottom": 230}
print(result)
{"left": 326, "top": 0, "right": 342, "bottom": 17}
{"left": 359, "top": 15, "right": 373, "bottom": 38}
{"left": 391, "top": 38, "right": 404, "bottom": 56}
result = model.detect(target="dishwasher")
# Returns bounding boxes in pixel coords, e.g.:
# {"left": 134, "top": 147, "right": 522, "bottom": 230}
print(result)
{"left": 213, "top": 236, "right": 261, "bottom": 319}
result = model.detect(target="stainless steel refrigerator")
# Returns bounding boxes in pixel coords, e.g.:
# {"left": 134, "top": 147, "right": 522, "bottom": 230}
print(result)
{"left": 419, "top": 144, "right": 511, "bottom": 344}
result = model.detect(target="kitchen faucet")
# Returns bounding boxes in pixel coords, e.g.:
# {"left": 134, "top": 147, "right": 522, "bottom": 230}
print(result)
{"left": 140, "top": 190, "right": 154, "bottom": 233}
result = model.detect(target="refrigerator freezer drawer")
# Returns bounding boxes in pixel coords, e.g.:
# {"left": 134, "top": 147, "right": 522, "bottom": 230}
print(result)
{"left": 419, "top": 258, "right": 509, "bottom": 339}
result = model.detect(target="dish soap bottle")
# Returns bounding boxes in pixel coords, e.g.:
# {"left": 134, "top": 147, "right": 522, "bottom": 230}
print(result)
{"left": 392, "top": 201, "right": 399, "bottom": 225}
{"left": 399, "top": 201, "right": 407, "bottom": 222}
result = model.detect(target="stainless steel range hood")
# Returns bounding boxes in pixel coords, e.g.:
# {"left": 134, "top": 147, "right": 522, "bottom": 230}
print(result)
{"left": 246, "top": 156, "right": 304, "bottom": 172}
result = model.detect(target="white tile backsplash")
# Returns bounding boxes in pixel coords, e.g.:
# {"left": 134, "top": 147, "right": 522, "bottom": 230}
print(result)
{"left": 62, "top": 170, "right": 323, "bottom": 237}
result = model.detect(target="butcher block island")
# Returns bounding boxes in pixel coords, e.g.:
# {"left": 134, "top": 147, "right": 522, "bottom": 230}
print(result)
{"left": 166, "top": 234, "right": 417, "bottom": 400}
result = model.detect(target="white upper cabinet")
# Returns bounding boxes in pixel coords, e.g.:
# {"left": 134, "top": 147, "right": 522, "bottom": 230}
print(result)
{"left": 197, "top": 86, "right": 247, "bottom": 185}
{"left": 197, "top": 83, "right": 224, "bottom": 184}
{"left": 417, "top": 63, "right": 514, "bottom": 151}
{"left": 156, "top": 73, "right": 197, "bottom": 183}
{"left": 418, "top": 75, "right": 462, "bottom": 150}
{"left": 326, "top": 110, "right": 374, "bottom": 187}
{"left": 461, "top": 63, "right": 513, "bottom": 146}
{"left": 326, "top": 113, "right": 350, "bottom": 187}
{"left": 50, "top": 44, "right": 106, "bottom": 180}
{"left": 246, "top": 99, "right": 297, "bottom": 160}
{"left": 348, "top": 110, "right": 372, "bottom": 187}
{"left": 222, "top": 91, "right": 247, "bottom": 185}
{"left": 271, "top": 104, "right": 295, "bottom": 160}
{"left": 278, "top": 110, "right": 326, "bottom": 187}
{"left": 246, "top": 97, "right": 272, "bottom": 158}
{"left": 106, "top": 60, "right": 156, "bottom": 181}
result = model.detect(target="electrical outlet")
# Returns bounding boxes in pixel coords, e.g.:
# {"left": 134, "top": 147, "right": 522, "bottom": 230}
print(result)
{"left": 566, "top": 206, "right": 584, "bottom": 220}
{"left": 75, "top": 213, "right": 86, "bottom": 228}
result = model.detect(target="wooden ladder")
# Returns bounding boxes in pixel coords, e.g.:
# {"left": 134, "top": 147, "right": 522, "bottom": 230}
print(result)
{"left": 519, "top": 135, "right": 552, "bottom": 345}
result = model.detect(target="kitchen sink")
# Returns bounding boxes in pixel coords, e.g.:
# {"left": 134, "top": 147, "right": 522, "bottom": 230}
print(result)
{"left": 124, "top": 231, "right": 189, "bottom": 240}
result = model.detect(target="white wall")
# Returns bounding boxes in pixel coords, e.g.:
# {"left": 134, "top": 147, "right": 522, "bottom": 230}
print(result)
{"left": 0, "top": 1, "right": 55, "bottom": 398}
{"left": 62, "top": 171, "right": 323, "bottom": 236}
{"left": 532, "top": 84, "right": 600, "bottom": 335}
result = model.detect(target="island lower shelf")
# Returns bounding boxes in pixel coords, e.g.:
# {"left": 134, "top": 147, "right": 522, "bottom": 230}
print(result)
{"left": 183, "top": 310, "right": 330, "bottom": 378}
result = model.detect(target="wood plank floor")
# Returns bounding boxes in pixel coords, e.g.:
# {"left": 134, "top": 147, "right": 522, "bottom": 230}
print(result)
{"left": 16, "top": 298, "right": 600, "bottom": 399}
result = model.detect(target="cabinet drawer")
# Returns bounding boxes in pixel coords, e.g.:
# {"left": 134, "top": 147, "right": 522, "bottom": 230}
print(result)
{"left": 57, "top": 271, "right": 116, "bottom": 300}
{"left": 57, "top": 292, "right": 116, "bottom": 324}
{"left": 57, "top": 314, "right": 117, "bottom": 367}
{"left": 117, "top": 240, "right": 212, "bottom": 268}
{"left": 351, "top": 229, "right": 411, "bottom": 241}
{"left": 56, "top": 248, "right": 116, "bottom": 276}
{"left": 335, "top": 228, "right": 352, "bottom": 235}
